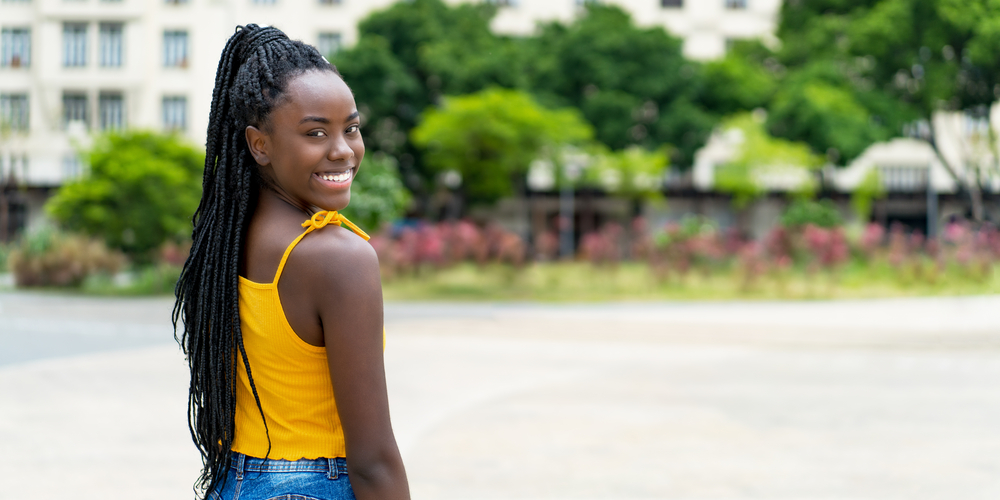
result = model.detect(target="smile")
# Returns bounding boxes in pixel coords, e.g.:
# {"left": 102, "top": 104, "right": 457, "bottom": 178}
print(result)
{"left": 316, "top": 169, "right": 353, "bottom": 184}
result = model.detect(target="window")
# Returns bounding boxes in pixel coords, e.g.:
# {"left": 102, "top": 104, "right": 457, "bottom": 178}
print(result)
{"left": 251, "top": 0, "right": 276, "bottom": 4}
{"left": 99, "top": 23, "right": 123, "bottom": 67}
{"left": 63, "top": 92, "right": 88, "bottom": 129}
{"left": 99, "top": 92, "right": 124, "bottom": 130}
{"left": 165, "top": 0, "right": 189, "bottom": 4}
{"left": 163, "top": 30, "right": 188, "bottom": 67}
{"left": 162, "top": 96, "right": 186, "bottom": 131}
{"left": 316, "top": 32, "right": 341, "bottom": 58}
{"left": 725, "top": 0, "right": 747, "bottom": 9}
{"left": 0, "top": 93, "right": 29, "bottom": 132}
{"left": 62, "top": 154, "right": 84, "bottom": 179}
{"left": 661, "top": 0, "right": 683, "bottom": 7}
{"left": 63, "top": 23, "right": 88, "bottom": 67}
{"left": 317, "top": 0, "right": 341, "bottom": 4}
{"left": 1, "top": 28, "right": 31, "bottom": 68}
{"left": 487, "top": 0, "right": 518, "bottom": 6}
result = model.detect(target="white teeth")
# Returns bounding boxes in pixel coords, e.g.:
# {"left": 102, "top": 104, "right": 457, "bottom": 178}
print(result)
{"left": 320, "top": 171, "right": 352, "bottom": 183}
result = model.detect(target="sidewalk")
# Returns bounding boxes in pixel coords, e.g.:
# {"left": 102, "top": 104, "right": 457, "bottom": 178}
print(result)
{"left": 1, "top": 294, "right": 999, "bottom": 499}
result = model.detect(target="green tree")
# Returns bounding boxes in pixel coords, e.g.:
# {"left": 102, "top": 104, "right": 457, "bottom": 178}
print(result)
{"left": 334, "top": 0, "right": 524, "bottom": 201}
{"left": 771, "top": 0, "right": 1000, "bottom": 219}
{"left": 342, "top": 152, "right": 412, "bottom": 231}
{"left": 582, "top": 145, "right": 670, "bottom": 201}
{"left": 525, "top": 5, "right": 715, "bottom": 166}
{"left": 715, "top": 113, "right": 824, "bottom": 210}
{"left": 412, "top": 88, "right": 592, "bottom": 204}
{"left": 700, "top": 40, "right": 779, "bottom": 117}
{"left": 46, "top": 131, "right": 203, "bottom": 260}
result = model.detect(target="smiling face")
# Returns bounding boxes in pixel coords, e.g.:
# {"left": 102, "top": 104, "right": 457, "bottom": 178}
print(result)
{"left": 245, "top": 69, "right": 364, "bottom": 213}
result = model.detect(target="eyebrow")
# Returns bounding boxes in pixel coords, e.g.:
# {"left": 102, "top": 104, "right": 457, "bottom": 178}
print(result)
{"left": 298, "top": 111, "right": 359, "bottom": 125}
{"left": 299, "top": 116, "right": 329, "bottom": 125}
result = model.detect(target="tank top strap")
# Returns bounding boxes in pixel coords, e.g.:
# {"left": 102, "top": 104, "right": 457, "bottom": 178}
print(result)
{"left": 272, "top": 210, "right": 371, "bottom": 284}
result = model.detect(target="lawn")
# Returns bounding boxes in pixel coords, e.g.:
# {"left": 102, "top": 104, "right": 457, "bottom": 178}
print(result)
{"left": 380, "top": 261, "right": 1000, "bottom": 302}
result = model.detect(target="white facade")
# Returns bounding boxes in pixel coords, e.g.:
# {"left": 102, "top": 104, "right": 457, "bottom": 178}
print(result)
{"left": 1, "top": 0, "right": 780, "bottom": 193}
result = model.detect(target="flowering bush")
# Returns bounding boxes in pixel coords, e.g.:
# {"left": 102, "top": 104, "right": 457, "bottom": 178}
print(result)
{"left": 372, "top": 220, "right": 526, "bottom": 277}
{"left": 9, "top": 227, "right": 125, "bottom": 287}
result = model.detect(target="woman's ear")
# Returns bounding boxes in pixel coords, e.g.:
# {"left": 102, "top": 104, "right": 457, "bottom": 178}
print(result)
{"left": 245, "top": 126, "right": 270, "bottom": 166}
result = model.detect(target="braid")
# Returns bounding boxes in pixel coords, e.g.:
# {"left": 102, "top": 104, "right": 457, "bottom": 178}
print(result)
{"left": 172, "top": 24, "right": 338, "bottom": 498}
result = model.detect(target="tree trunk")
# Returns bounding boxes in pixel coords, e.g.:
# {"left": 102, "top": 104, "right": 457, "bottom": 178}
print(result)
{"left": 926, "top": 122, "right": 984, "bottom": 222}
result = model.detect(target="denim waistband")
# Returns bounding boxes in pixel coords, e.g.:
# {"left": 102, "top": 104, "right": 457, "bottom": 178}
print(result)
{"left": 230, "top": 452, "right": 349, "bottom": 480}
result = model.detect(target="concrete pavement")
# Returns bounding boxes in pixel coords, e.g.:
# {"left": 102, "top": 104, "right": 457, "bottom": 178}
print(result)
{"left": 1, "top": 293, "right": 999, "bottom": 499}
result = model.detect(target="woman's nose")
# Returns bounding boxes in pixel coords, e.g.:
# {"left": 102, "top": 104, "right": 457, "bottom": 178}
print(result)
{"left": 327, "top": 135, "right": 354, "bottom": 162}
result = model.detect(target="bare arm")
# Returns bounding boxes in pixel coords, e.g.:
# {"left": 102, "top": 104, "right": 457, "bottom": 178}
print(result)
{"left": 308, "top": 229, "right": 409, "bottom": 499}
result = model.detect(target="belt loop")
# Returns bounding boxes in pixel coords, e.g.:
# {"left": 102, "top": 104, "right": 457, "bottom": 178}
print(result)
{"left": 235, "top": 453, "right": 246, "bottom": 481}
{"left": 326, "top": 458, "right": 338, "bottom": 480}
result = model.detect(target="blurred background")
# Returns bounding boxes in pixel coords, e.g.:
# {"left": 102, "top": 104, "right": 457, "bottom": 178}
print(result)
{"left": 4, "top": 0, "right": 1000, "bottom": 297}
{"left": 2, "top": 2, "right": 1000, "bottom": 499}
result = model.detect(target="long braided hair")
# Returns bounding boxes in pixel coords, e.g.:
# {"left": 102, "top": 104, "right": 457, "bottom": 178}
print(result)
{"left": 172, "top": 24, "right": 338, "bottom": 497}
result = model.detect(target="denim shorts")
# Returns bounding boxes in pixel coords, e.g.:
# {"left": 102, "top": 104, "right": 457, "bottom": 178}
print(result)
{"left": 209, "top": 452, "right": 356, "bottom": 500}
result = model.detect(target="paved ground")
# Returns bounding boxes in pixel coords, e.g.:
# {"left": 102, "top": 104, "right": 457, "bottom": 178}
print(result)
{"left": 1, "top": 291, "right": 999, "bottom": 499}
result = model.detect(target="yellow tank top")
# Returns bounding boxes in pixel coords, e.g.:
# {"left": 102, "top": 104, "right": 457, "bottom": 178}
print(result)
{"left": 232, "top": 211, "right": 371, "bottom": 460}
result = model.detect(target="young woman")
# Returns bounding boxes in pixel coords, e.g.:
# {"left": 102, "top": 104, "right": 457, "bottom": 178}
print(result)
{"left": 173, "top": 25, "right": 409, "bottom": 500}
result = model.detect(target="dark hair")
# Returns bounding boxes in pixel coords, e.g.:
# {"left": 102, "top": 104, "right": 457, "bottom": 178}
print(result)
{"left": 172, "top": 24, "right": 337, "bottom": 497}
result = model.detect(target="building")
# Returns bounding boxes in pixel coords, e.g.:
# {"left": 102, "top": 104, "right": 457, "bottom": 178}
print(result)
{"left": 0, "top": 0, "right": 781, "bottom": 240}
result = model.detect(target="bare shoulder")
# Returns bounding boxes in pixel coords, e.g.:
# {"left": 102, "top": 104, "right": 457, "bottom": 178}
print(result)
{"left": 289, "top": 225, "right": 380, "bottom": 295}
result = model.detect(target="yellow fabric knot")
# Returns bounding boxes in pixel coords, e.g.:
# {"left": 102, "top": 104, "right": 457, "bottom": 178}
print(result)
{"left": 301, "top": 211, "right": 370, "bottom": 241}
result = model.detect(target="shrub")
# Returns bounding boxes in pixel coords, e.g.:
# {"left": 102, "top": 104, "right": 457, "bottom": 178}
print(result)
{"left": 0, "top": 243, "right": 9, "bottom": 274}
{"left": 45, "top": 131, "right": 203, "bottom": 261}
{"left": 780, "top": 198, "right": 842, "bottom": 228}
{"left": 342, "top": 152, "right": 412, "bottom": 231}
{"left": 8, "top": 227, "right": 125, "bottom": 287}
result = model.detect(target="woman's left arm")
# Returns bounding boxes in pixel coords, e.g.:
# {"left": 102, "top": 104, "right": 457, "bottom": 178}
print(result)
{"left": 309, "top": 230, "right": 410, "bottom": 500}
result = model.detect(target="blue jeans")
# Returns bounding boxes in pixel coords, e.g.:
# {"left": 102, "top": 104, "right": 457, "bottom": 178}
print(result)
{"left": 209, "top": 453, "right": 357, "bottom": 500}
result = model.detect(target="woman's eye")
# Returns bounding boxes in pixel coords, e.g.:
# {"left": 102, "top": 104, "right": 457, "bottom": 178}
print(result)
{"left": 308, "top": 130, "right": 327, "bottom": 137}
{"left": 346, "top": 124, "right": 360, "bottom": 134}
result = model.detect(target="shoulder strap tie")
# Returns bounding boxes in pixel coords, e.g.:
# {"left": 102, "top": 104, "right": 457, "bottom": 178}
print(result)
{"left": 272, "top": 211, "right": 371, "bottom": 284}
{"left": 301, "top": 211, "right": 370, "bottom": 241}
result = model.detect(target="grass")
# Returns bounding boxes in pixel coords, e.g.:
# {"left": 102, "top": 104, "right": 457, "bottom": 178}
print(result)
{"left": 79, "top": 264, "right": 182, "bottom": 296}
{"left": 380, "top": 260, "right": 1000, "bottom": 302}
{"left": 3, "top": 259, "right": 997, "bottom": 302}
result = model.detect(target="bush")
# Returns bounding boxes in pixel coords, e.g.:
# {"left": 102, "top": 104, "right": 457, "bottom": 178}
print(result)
{"left": 45, "top": 131, "right": 203, "bottom": 261}
{"left": 0, "top": 243, "right": 9, "bottom": 273}
{"left": 342, "top": 152, "right": 411, "bottom": 231}
{"left": 82, "top": 263, "right": 182, "bottom": 296}
{"left": 780, "top": 198, "right": 842, "bottom": 228}
{"left": 8, "top": 227, "right": 125, "bottom": 287}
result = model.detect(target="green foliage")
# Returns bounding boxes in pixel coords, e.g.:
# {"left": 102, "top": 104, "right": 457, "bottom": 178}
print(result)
{"left": 715, "top": 113, "right": 824, "bottom": 209}
{"left": 343, "top": 152, "right": 412, "bottom": 231}
{"left": 768, "top": 0, "right": 1000, "bottom": 164}
{"left": 412, "top": 88, "right": 592, "bottom": 203}
{"left": 45, "top": 131, "right": 203, "bottom": 260}
{"left": 7, "top": 226, "right": 125, "bottom": 287}
{"left": 583, "top": 145, "right": 669, "bottom": 200}
{"left": 333, "top": 35, "right": 422, "bottom": 155}
{"left": 781, "top": 199, "right": 844, "bottom": 229}
{"left": 82, "top": 263, "right": 182, "bottom": 296}
{"left": 340, "top": 0, "right": 719, "bottom": 199}
{"left": 0, "top": 243, "right": 9, "bottom": 273}
{"left": 767, "top": 62, "right": 904, "bottom": 165}
{"left": 526, "top": 4, "right": 714, "bottom": 166}
{"left": 851, "top": 168, "right": 887, "bottom": 221}
{"left": 701, "top": 40, "right": 779, "bottom": 116}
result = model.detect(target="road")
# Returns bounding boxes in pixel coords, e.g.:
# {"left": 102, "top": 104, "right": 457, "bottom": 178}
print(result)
{"left": 1, "top": 291, "right": 999, "bottom": 499}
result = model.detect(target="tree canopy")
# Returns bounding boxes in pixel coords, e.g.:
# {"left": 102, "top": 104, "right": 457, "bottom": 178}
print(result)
{"left": 46, "top": 131, "right": 203, "bottom": 259}
{"left": 335, "top": 0, "right": 720, "bottom": 207}
{"left": 411, "top": 88, "right": 592, "bottom": 204}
